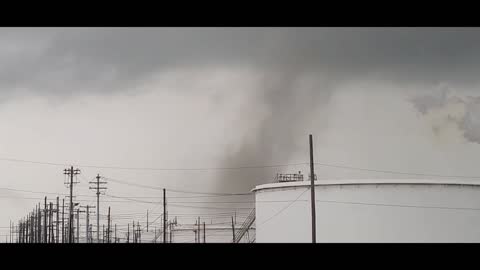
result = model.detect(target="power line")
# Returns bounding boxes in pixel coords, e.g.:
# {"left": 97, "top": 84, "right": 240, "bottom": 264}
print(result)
{"left": 313, "top": 199, "right": 480, "bottom": 212}
{"left": 105, "top": 194, "right": 254, "bottom": 210}
{"left": 314, "top": 162, "right": 480, "bottom": 179}
{"left": 3, "top": 154, "right": 480, "bottom": 179}
{"left": 169, "top": 204, "right": 253, "bottom": 210}
{"left": 258, "top": 189, "right": 309, "bottom": 226}
{"left": 103, "top": 176, "right": 252, "bottom": 196}
{"left": 257, "top": 192, "right": 480, "bottom": 227}
{"left": 0, "top": 156, "right": 305, "bottom": 171}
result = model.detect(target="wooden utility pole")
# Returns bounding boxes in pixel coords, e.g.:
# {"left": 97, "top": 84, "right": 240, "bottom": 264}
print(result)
{"left": 132, "top": 221, "right": 135, "bottom": 243}
{"left": 107, "top": 207, "right": 111, "bottom": 243}
{"left": 197, "top": 217, "right": 200, "bottom": 244}
{"left": 163, "top": 188, "right": 166, "bottom": 243}
{"left": 89, "top": 174, "right": 106, "bottom": 243}
{"left": 30, "top": 214, "right": 34, "bottom": 243}
{"left": 44, "top": 197, "right": 47, "bottom": 243}
{"left": 127, "top": 223, "right": 130, "bottom": 243}
{"left": 309, "top": 134, "right": 317, "bottom": 244}
{"left": 76, "top": 208, "right": 80, "bottom": 243}
{"left": 49, "top": 202, "right": 54, "bottom": 243}
{"left": 32, "top": 210, "right": 35, "bottom": 243}
{"left": 203, "top": 222, "right": 206, "bottom": 243}
{"left": 19, "top": 221, "right": 21, "bottom": 243}
{"left": 231, "top": 216, "right": 235, "bottom": 243}
{"left": 64, "top": 166, "right": 80, "bottom": 243}
{"left": 102, "top": 225, "right": 105, "bottom": 243}
{"left": 114, "top": 224, "right": 117, "bottom": 243}
{"left": 32, "top": 208, "right": 35, "bottom": 243}
{"left": 26, "top": 216, "right": 29, "bottom": 243}
{"left": 86, "top": 205, "right": 89, "bottom": 243}
{"left": 61, "top": 199, "right": 65, "bottom": 243}
{"left": 30, "top": 213, "right": 34, "bottom": 243}
{"left": 37, "top": 204, "right": 41, "bottom": 243}
{"left": 89, "top": 224, "right": 93, "bottom": 243}
{"left": 137, "top": 222, "right": 141, "bottom": 243}
{"left": 56, "top": 197, "right": 59, "bottom": 243}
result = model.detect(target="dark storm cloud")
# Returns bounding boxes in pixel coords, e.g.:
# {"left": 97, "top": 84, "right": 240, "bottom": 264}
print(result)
{"left": 2, "top": 27, "right": 480, "bottom": 97}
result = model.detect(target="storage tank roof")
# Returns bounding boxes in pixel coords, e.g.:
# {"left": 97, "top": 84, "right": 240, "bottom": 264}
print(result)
{"left": 252, "top": 179, "right": 480, "bottom": 193}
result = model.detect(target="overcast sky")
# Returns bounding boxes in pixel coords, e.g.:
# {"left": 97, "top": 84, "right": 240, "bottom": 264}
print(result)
{"left": 2, "top": 27, "right": 480, "bottom": 242}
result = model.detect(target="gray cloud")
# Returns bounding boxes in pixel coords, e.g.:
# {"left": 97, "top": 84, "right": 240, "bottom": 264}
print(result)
{"left": 411, "top": 87, "right": 480, "bottom": 144}
{"left": 2, "top": 28, "right": 480, "bottom": 98}
{"left": 3, "top": 28, "right": 480, "bottom": 224}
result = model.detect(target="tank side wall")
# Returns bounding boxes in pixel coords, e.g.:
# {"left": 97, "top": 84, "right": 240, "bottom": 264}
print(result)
{"left": 255, "top": 184, "right": 480, "bottom": 242}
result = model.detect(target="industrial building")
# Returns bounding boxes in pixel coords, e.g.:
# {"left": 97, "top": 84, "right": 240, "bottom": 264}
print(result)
{"left": 253, "top": 173, "right": 480, "bottom": 242}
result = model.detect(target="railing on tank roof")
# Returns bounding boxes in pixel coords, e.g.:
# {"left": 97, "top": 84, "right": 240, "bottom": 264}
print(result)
{"left": 274, "top": 172, "right": 317, "bottom": 182}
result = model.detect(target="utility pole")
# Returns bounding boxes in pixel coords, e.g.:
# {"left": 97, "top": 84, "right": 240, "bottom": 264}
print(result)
{"left": 22, "top": 219, "right": 24, "bottom": 243}
{"left": 203, "top": 222, "right": 206, "bottom": 243}
{"left": 25, "top": 216, "right": 29, "bottom": 243}
{"left": 309, "top": 134, "right": 316, "bottom": 244}
{"left": 198, "top": 217, "right": 200, "bottom": 244}
{"left": 44, "top": 197, "right": 47, "bottom": 243}
{"left": 37, "top": 204, "right": 41, "bottom": 243}
{"left": 132, "top": 221, "right": 135, "bottom": 243}
{"left": 231, "top": 216, "right": 235, "bottom": 243}
{"left": 76, "top": 208, "right": 80, "bottom": 243}
{"left": 114, "top": 224, "right": 117, "bottom": 243}
{"left": 64, "top": 166, "right": 80, "bottom": 244}
{"left": 33, "top": 210, "right": 35, "bottom": 243}
{"left": 163, "top": 188, "right": 166, "bottom": 243}
{"left": 61, "top": 199, "right": 65, "bottom": 243}
{"left": 56, "top": 197, "right": 59, "bottom": 243}
{"left": 127, "top": 223, "right": 130, "bottom": 243}
{"left": 18, "top": 221, "right": 20, "bottom": 243}
{"left": 107, "top": 207, "right": 111, "bottom": 243}
{"left": 86, "top": 205, "right": 89, "bottom": 243}
{"left": 31, "top": 210, "right": 34, "bottom": 243}
{"left": 79, "top": 205, "right": 93, "bottom": 243}
{"left": 18, "top": 221, "right": 21, "bottom": 243}
{"left": 137, "top": 222, "right": 141, "bottom": 243}
{"left": 49, "top": 202, "right": 53, "bottom": 243}
{"left": 89, "top": 174, "right": 107, "bottom": 243}
{"left": 89, "top": 224, "right": 93, "bottom": 243}
{"left": 30, "top": 214, "right": 34, "bottom": 243}
{"left": 30, "top": 213, "right": 34, "bottom": 243}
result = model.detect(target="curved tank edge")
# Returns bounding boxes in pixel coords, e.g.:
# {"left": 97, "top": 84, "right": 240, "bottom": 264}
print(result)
{"left": 251, "top": 178, "right": 480, "bottom": 193}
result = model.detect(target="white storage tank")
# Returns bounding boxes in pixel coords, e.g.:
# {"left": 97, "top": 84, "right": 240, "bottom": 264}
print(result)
{"left": 253, "top": 179, "right": 480, "bottom": 242}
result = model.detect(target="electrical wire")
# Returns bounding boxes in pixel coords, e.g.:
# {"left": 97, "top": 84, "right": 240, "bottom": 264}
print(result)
{"left": 103, "top": 176, "right": 252, "bottom": 196}
{"left": 258, "top": 189, "right": 309, "bottom": 226}
{"left": 0, "top": 156, "right": 305, "bottom": 171}
{"left": 314, "top": 162, "right": 480, "bottom": 179}
{"left": 2, "top": 154, "right": 480, "bottom": 179}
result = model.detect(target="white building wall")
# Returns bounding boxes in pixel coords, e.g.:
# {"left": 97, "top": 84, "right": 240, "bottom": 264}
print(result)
{"left": 254, "top": 180, "right": 480, "bottom": 242}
